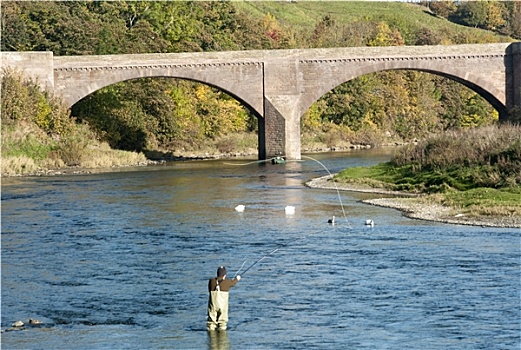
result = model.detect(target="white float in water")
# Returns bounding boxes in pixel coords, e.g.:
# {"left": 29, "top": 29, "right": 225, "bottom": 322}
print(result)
{"left": 12, "top": 321, "right": 24, "bottom": 327}
{"left": 365, "top": 219, "right": 374, "bottom": 226}
{"left": 235, "top": 205, "right": 245, "bottom": 212}
{"left": 285, "top": 206, "right": 295, "bottom": 215}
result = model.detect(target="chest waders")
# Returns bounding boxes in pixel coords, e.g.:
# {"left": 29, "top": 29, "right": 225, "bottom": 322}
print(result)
{"left": 207, "top": 279, "right": 230, "bottom": 331}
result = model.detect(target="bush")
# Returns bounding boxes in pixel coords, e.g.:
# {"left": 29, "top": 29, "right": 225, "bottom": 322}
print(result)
{"left": 54, "top": 125, "right": 93, "bottom": 166}
{"left": 1, "top": 155, "right": 39, "bottom": 176}
{"left": 1, "top": 68, "right": 73, "bottom": 135}
{"left": 2, "top": 125, "right": 53, "bottom": 161}
{"left": 391, "top": 124, "right": 521, "bottom": 189}
{"left": 349, "top": 128, "right": 385, "bottom": 148}
{"left": 392, "top": 124, "right": 521, "bottom": 169}
{"left": 81, "top": 143, "right": 147, "bottom": 168}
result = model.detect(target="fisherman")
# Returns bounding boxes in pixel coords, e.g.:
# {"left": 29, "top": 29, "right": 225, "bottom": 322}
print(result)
{"left": 207, "top": 266, "right": 241, "bottom": 331}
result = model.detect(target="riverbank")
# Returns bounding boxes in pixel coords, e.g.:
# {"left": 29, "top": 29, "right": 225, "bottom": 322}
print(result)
{"left": 306, "top": 175, "right": 521, "bottom": 229}
{"left": 0, "top": 151, "right": 254, "bottom": 178}
{"left": 1, "top": 142, "right": 379, "bottom": 178}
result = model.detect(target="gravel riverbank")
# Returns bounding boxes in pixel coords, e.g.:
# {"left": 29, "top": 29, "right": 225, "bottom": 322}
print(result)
{"left": 306, "top": 175, "right": 521, "bottom": 229}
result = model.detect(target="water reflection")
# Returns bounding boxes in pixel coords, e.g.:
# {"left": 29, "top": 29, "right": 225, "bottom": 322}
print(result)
{"left": 207, "top": 330, "right": 230, "bottom": 350}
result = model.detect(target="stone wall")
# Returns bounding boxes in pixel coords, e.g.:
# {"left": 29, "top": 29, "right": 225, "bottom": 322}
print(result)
{"left": 263, "top": 99, "right": 286, "bottom": 158}
{"left": 506, "top": 42, "right": 521, "bottom": 112}
{"left": 1, "top": 52, "right": 54, "bottom": 91}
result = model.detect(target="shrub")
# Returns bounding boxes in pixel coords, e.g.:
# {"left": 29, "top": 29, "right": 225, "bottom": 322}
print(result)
{"left": 390, "top": 123, "right": 521, "bottom": 189}
{"left": 54, "top": 124, "right": 94, "bottom": 166}
{"left": 81, "top": 143, "right": 147, "bottom": 168}
{"left": 1, "top": 155, "right": 39, "bottom": 176}
{"left": 1, "top": 68, "right": 73, "bottom": 136}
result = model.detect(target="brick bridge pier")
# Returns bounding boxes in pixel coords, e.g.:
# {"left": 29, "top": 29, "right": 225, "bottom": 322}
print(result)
{"left": 2, "top": 42, "right": 520, "bottom": 160}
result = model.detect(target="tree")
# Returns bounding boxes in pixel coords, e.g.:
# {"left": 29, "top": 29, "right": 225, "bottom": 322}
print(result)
{"left": 425, "top": 0, "right": 457, "bottom": 19}
{"left": 452, "top": 1, "right": 488, "bottom": 28}
{"left": 309, "top": 15, "right": 338, "bottom": 48}
{"left": 486, "top": 0, "right": 507, "bottom": 32}
{"left": 367, "top": 22, "right": 404, "bottom": 47}
{"left": 415, "top": 27, "right": 442, "bottom": 45}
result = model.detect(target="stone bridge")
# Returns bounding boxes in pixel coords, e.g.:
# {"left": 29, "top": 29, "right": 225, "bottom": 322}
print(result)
{"left": 2, "top": 43, "right": 520, "bottom": 159}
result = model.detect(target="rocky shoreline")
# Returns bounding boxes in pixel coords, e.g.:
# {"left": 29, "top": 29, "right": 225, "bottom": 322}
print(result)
{"left": 306, "top": 175, "right": 521, "bottom": 229}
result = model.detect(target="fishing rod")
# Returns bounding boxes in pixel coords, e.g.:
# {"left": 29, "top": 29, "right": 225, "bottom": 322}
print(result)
{"left": 236, "top": 246, "right": 280, "bottom": 277}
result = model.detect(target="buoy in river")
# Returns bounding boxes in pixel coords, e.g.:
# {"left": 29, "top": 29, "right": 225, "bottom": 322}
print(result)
{"left": 285, "top": 206, "right": 295, "bottom": 215}
{"left": 12, "top": 321, "right": 24, "bottom": 327}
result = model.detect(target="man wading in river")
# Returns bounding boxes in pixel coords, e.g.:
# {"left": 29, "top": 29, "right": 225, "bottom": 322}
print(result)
{"left": 207, "top": 266, "right": 241, "bottom": 331}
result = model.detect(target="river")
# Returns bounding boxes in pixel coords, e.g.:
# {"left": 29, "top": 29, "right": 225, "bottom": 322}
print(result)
{"left": 1, "top": 149, "right": 520, "bottom": 349}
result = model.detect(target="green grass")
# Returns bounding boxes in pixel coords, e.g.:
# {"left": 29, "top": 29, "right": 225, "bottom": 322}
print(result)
{"left": 337, "top": 162, "right": 395, "bottom": 181}
{"left": 334, "top": 130, "right": 521, "bottom": 220}
{"left": 2, "top": 134, "right": 54, "bottom": 161}
{"left": 441, "top": 187, "right": 521, "bottom": 218}
{"left": 336, "top": 162, "right": 521, "bottom": 193}
{"left": 335, "top": 161, "right": 521, "bottom": 219}
{"left": 334, "top": 162, "right": 408, "bottom": 190}
{"left": 444, "top": 187, "right": 521, "bottom": 208}
{"left": 235, "top": 1, "right": 512, "bottom": 44}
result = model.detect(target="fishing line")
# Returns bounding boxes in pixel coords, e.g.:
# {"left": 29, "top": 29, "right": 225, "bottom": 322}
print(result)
{"left": 234, "top": 260, "right": 247, "bottom": 278}
{"left": 223, "top": 157, "right": 303, "bottom": 166}
{"left": 225, "top": 154, "right": 353, "bottom": 276}
{"left": 224, "top": 155, "right": 351, "bottom": 228}
{"left": 239, "top": 227, "right": 329, "bottom": 277}
{"left": 301, "top": 155, "right": 352, "bottom": 228}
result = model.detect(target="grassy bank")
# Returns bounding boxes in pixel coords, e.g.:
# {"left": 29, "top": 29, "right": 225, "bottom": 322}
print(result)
{"left": 1, "top": 120, "right": 149, "bottom": 177}
{"left": 0, "top": 68, "right": 148, "bottom": 177}
{"left": 333, "top": 124, "right": 521, "bottom": 221}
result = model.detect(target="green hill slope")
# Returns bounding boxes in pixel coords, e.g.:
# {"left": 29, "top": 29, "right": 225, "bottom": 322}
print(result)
{"left": 235, "top": 1, "right": 512, "bottom": 45}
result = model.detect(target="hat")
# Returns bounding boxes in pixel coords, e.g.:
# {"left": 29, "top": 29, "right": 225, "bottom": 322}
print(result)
{"left": 217, "top": 266, "right": 227, "bottom": 277}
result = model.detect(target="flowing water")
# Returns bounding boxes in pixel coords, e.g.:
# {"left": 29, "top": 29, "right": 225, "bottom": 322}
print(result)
{"left": 1, "top": 149, "right": 520, "bottom": 349}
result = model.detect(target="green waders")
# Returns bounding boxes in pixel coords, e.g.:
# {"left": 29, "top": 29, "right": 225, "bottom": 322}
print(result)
{"left": 207, "top": 290, "right": 230, "bottom": 331}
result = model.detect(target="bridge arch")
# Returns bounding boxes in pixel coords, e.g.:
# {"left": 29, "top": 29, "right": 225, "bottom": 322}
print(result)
{"left": 72, "top": 71, "right": 262, "bottom": 119}
{"left": 53, "top": 59, "right": 265, "bottom": 117}
{"left": 298, "top": 61, "right": 507, "bottom": 121}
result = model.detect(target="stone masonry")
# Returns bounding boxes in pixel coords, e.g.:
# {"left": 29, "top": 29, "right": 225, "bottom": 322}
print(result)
{"left": 2, "top": 42, "right": 520, "bottom": 160}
